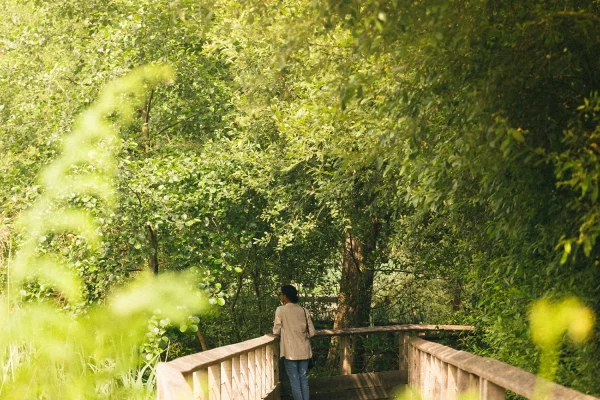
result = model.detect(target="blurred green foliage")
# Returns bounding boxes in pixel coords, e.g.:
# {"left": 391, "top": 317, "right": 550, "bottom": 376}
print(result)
{"left": 1, "top": 65, "right": 207, "bottom": 399}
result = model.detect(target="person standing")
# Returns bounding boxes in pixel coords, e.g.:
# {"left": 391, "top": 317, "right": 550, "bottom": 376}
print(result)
{"left": 273, "top": 285, "right": 315, "bottom": 400}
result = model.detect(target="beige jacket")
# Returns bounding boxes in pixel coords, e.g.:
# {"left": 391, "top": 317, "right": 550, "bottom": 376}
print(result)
{"left": 273, "top": 303, "right": 315, "bottom": 360}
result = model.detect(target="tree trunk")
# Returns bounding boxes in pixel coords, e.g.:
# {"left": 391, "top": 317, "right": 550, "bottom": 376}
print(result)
{"left": 327, "top": 220, "right": 380, "bottom": 371}
{"left": 141, "top": 90, "right": 159, "bottom": 275}
{"left": 452, "top": 278, "right": 462, "bottom": 311}
{"left": 141, "top": 89, "right": 154, "bottom": 153}
{"left": 147, "top": 224, "right": 159, "bottom": 275}
{"left": 196, "top": 328, "right": 210, "bottom": 351}
{"left": 230, "top": 267, "right": 245, "bottom": 342}
{"left": 251, "top": 268, "right": 263, "bottom": 335}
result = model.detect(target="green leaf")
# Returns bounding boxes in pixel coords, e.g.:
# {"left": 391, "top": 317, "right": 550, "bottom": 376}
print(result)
{"left": 510, "top": 129, "right": 525, "bottom": 143}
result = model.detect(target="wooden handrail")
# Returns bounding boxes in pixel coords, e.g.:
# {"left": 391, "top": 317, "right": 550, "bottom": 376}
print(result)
{"left": 314, "top": 324, "right": 474, "bottom": 337}
{"left": 409, "top": 337, "right": 599, "bottom": 400}
{"left": 168, "top": 335, "right": 276, "bottom": 373}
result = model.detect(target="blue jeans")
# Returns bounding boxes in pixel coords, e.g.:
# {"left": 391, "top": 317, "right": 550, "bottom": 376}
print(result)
{"left": 283, "top": 358, "right": 310, "bottom": 400}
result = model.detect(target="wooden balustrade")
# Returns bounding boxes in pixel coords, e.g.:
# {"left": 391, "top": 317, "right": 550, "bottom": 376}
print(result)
{"left": 408, "top": 337, "right": 600, "bottom": 400}
{"left": 157, "top": 335, "right": 279, "bottom": 400}
{"left": 314, "top": 324, "right": 475, "bottom": 378}
{"left": 157, "top": 324, "right": 474, "bottom": 400}
{"left": 157, "top": 324, "right": 599, "bottom": 400}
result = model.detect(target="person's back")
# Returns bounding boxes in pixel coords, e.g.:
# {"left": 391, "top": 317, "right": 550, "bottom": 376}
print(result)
{"left": 273, "top": 285, "right": 315, "bottom": 400}
{"left": 274, "top": 302, "right": 313, "bottom": 360}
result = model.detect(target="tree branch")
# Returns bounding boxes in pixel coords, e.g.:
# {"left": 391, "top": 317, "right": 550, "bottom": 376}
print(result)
{"left": 539, "top": 11, "right": 600, "bottom": 24}
{"left": 141, "top": 89, "right": 155, "bottom": 153}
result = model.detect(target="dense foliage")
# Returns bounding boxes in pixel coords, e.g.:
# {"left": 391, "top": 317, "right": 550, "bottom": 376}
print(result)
{"left": 1, "top": 0, "right": 599, "bottom": 397}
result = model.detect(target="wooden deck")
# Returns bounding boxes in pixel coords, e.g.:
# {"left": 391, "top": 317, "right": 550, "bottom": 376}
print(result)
{"left": 280, "top": 371, "right": 406, "bottom": 400}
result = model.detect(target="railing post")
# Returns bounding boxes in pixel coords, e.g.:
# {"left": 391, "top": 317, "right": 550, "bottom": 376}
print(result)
{"left": 339, "top": 335, "right": 352, "bottom": 375}
{"left": 208, "top": 364, "right": 221, "bottom": 400}
{"left": 272, "top": 341, "right": 279, "bottom": 386}
{"left": 240, "top": 353, "right": 250, "bottom": 399}
{"left": 456, "top": 368, "right": 470, "bottom": 394}
{"left": 480, "top": 379, "right": 505, "bottom": 400}
{"left": 447, "top": 364, "right": 458, "bottom": 400}
{"left": 220, "top": 359, "right": 232, "bottom": 400}
{"left": 424, "top": 353, "right": 432, "bottom": 399}
{"left": 437, "top": 359, "right": 448, "bottom": 399}
{"left": 408, "top": 344, "right": 418, "bottom": 388}
{"left": 265, "top": 344, "right": 273, "bottom": 392}
{"left": 260, "top": 346, "right": 267, "bottom": 398}
{"left": 469, "top": 373, "right": 479, "bottom": 394}
{"left": 418, "top": 350, "right": 425, "bottom": 398}
{"left": 247, "top": 350, "right": 256, "bottom": 400}
{"left": 399, "top": 332, "right": 409, "bottom": 381}
{"left": 432, "top": 358, "right": 441, "bottom": 399}
{"left": 192, "top": 368, "right": 209, "bottom": 400}
{"left": 231, "top": 356, "right": 242, "bottom": 399}
{"left": 254, "top": 348, "right": 263, "bottom": 399}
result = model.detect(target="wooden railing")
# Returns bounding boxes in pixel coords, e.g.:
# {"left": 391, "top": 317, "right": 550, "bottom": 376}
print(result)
{"left": 157, "top": 335, "right": 279, "bottom": 400}
{"left": 409, "top": 337, "right": 599, "bottom": 400}
{"left": 156, "top": 324, "right": 472, "bottom": 400}
{"left": 157, "top": 324, "right": 600, "bottom": 400}
{"left": 314, "top": 324, "right": 474, "bottom": 378}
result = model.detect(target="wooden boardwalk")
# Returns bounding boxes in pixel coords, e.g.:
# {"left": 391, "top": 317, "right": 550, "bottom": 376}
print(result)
{"left": 280, "top": 371, "right": 405, "bottom": 400}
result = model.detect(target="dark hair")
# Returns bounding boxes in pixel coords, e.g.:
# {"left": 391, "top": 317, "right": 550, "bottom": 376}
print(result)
{"left": 281, "top": 285, "right": 299, "bottom": 303}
